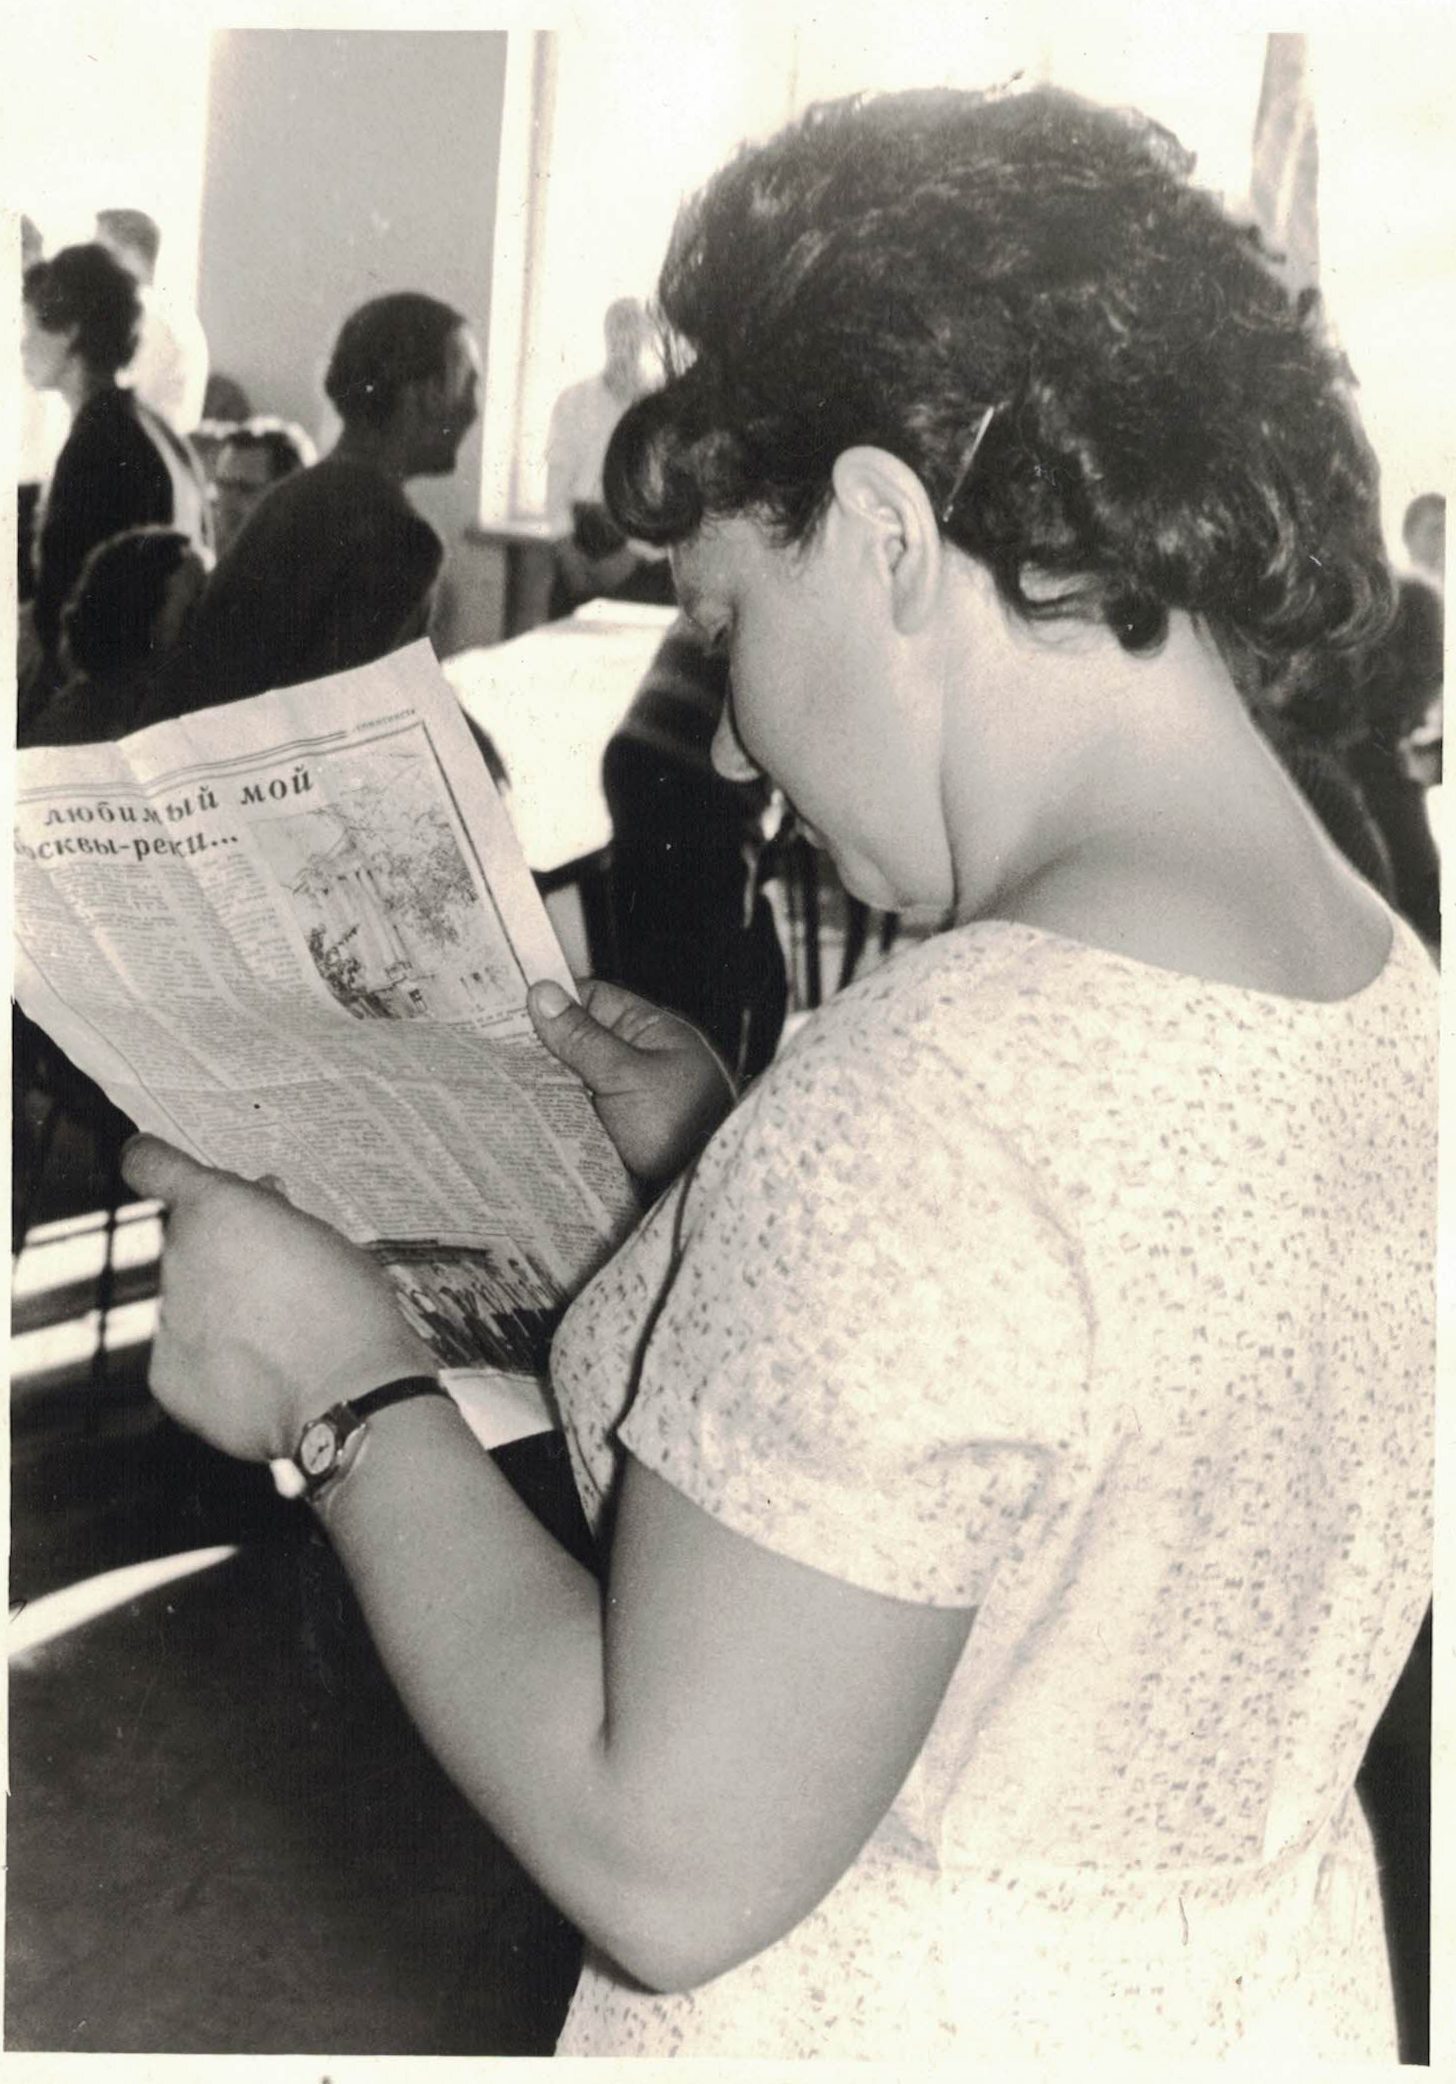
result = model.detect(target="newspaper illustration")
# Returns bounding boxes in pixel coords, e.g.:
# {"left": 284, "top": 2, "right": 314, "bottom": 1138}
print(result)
{"left": 14, "top": 640, "right": 640, "bottom": 1449}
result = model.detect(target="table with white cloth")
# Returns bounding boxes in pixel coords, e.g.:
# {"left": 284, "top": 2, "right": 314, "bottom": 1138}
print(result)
{"left": 442, "top": 600, "right": 677, "bottom": 976}
{"left": 442, "top": 600, "right": 677, "bottom": 876}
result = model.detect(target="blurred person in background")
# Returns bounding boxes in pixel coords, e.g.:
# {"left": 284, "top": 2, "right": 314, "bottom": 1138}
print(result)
{"left": 545, "top": 296, "right": 671, "bottom": 616}
{"left": 1348, "top": 563, "right": 1443, "bottom": 948}
{"left": 20, "top": 526, "right": 206, "bottom": 748}
{"left": 20, "top": 242, "right": 212, "bottom": 704}
{"left": 1254, "top": 492, "right": 1445, "bottom": 940}
{"left": 1396, "top": 494, "right": 1446, "bottom": 886}
{"left": 142, "top": 291, "right": 480, "bottom": 724}
{"left": 1401, "top": 492, "right": 1444, "bottom": 594}
{"left": 1253, "top": 675, "right": 1396, "bottom": 906}
{"left": 95, "top": 206, "right": 210, "bottom": 434}
{"left": 208, "top": 416, "right": 316, "bottom": 558}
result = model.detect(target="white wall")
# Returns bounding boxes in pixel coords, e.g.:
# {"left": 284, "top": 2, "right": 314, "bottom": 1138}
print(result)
{"left": 486, "top": 4, "right": 1451, "bottom": 558}
{"left": 196, "top": 27, "right": 507, "bottom": 548}
{"left": 1314, "top": 25, "right": 1455, "bottom": 547}
{"left": 499, "top": 14, "right": 800, "bottom": 521}
{"left": 3, "top": 3, "right": 210, "bottom": 298}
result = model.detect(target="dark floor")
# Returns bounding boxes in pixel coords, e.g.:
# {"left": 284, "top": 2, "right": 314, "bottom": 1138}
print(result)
{"left": 9, "top": 1532, "right": 585, "bottom": 2054}
{"left": 10, "top": 1077, "right": 590, "bottom": 2055}
{"left": 10, "top": 1330, "right": 592, "bottom": 2056}
{"left": 7, "top": 1066, "right": 1433, "bottom": 2060}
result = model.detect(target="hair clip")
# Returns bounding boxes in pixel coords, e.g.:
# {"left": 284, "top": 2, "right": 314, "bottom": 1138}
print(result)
{"left": 939, "top": 404, "right": 998, "bottom": 527}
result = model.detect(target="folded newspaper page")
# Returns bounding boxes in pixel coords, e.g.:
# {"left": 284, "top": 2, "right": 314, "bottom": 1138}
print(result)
{"left": 15, "top": 640, "right": 640, "bottom": 1449}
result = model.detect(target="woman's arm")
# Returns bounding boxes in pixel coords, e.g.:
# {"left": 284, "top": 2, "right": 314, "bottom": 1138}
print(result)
{"left": 322, "top": 1406, "right": 973, "bottom": 1991}
{"left": 120, "top": 1138, "right": 973, "bottom": 1993}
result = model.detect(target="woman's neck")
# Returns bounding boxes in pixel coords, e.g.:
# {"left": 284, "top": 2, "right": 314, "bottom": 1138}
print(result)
{"left": 941, "top": 609, "right": 1224, "bottom": 914}
{"left": 58, "top": 361, "right": 107, "bottom": 417}
{"left": 944, "top": 609, "right": 1389, "bottom": 998}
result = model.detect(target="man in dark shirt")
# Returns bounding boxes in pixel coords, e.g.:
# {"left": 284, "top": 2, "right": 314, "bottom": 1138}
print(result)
{"left": 143, "top": 292, "right": 480, "bottom": 722}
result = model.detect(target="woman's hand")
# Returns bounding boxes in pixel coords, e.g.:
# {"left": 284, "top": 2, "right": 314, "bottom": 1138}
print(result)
{"left": 528, "top": 979, "right": 736, "bottom": 1186}
{"left": 120, "top": 1136, "right": 435, "bottom": 1463}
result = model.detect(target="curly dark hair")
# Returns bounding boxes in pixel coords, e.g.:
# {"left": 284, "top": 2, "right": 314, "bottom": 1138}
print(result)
{"left": 23, "top": 243, "right": 141, "bottom": 380}
{"left": 61, "top": 527, "right": 195, "bottom": 676}
{"left": 605, "top": 86, "right": 1392, "bottom": 705}
{"left": 324, "top": 291, "right": 465, "bottom": 429}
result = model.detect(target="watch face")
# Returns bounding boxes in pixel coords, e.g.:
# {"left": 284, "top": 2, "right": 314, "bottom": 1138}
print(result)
{"left": 298, "top": 1417, "right": 339, "bottom": 1479}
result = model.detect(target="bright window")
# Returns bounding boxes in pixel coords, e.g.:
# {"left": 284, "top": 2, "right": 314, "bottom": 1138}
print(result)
{"left": 478, "top": 19, "right": 1266, "bottom": 532}
{"left": 480, "top": 19, "right": 1450, "bottom": 549}
{"left": 479, "top": 20, "right": 798, "bottom": 525}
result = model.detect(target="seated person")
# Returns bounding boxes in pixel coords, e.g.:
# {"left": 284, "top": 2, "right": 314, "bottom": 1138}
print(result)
{"left": 141, "top": 292, "right": 481, "bottom": 724}
{"left": 188, "top": 379, "right": 256, "bottom": 481}
{"left": 546, "top": 298, "right": 672, "bottom": 616}
{"left": 209, "top": 416, "right": 315, "bottom": 557}
{"left": 603, "top": 617, "right": 787, "bottom": 1078}
{"left": 1347, "top": 575, "right": 1443, "bottom": 947}
{"left": 20, "top": 526, "right": 206, "bottom": 747}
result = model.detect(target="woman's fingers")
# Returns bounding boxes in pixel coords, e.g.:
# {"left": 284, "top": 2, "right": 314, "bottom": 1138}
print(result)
{"left": 574, "top": 978, "right": 649, "bottom": 1027}
{"left": 120, "top": 1133, "right": 216, "bottom": 1205}
{"left": 528, "top": 980, "right": 643, "bottom": 1093}
{"left": 575, "top": 979, "right": 727, "bottom": 1068}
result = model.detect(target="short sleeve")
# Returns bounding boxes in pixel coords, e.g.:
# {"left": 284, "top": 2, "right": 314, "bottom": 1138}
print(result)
{"left": 617, "top": 1038, "right": 1092, "bottom": 1606}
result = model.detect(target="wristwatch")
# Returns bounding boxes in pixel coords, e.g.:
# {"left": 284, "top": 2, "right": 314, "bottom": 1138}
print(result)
{"left": 285, "top": 1374, "right": 448, "bottom": 1503}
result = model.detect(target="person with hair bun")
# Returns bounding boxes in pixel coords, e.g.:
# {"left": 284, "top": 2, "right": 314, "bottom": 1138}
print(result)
{"left": 21, "top": 243, "right": 212, "bottom": 679}
{"left": 207, "top": 415, "right": 316, "bottom": 558}
{"left": 122, "top": 87, "right": 1434, "bottom": 2062}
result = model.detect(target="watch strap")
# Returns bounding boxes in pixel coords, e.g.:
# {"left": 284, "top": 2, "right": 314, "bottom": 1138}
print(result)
{"left": 348, "top": 1374, "right": 449, "bottom": 1424}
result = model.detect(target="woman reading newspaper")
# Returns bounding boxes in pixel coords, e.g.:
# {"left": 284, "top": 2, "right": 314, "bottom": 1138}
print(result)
{"left": 124, "top": 87, "right": 1435, "bottom": 2062}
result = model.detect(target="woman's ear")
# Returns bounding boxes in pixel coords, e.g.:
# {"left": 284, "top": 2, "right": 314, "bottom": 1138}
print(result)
{"left": 828, "top": 447, "right": 943, "bottom": 635}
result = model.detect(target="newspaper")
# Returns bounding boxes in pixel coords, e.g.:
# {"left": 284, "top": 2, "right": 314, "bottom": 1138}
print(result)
{"left": 14, "top": 640, "right": 640, "bottom": 1449}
